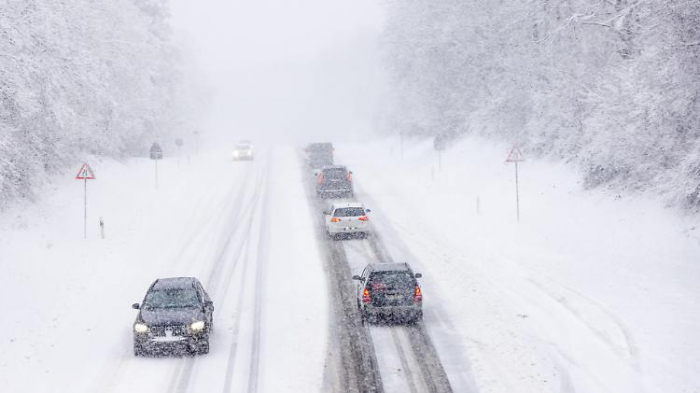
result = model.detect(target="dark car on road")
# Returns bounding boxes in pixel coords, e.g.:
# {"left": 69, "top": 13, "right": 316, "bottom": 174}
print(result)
{"left": 316, "top": 165, "right": 354, "bottom": 198}
{"left": 353, "top": 263, "right": 423, "bottom": 324}
{"left": 305, "top": 142, "right": 334, "bottom": 169}
{"left": 132, "top": 277, "right": 214, "bottom": 356}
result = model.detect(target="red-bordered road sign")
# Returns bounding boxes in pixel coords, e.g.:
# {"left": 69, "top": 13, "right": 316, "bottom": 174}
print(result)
{"left": 76, "top": 164, "right": 96, "bottom": 180}
{"left": 506, "top": 145, "right": 525, "bottom": 162}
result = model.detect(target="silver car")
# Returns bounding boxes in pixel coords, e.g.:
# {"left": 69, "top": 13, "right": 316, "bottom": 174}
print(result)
{"left": 323, "top": 202, "right": 371, "bottom": 239}
{"left": 232, "top": 141, "right": 254, "bottom": 161}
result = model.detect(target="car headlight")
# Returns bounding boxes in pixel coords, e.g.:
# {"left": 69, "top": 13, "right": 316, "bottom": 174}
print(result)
{"left": 134, "top": 323, "right": 149, "bottom": 333}
{"left": 190, "top": 321, "right": 205, "bottom": 332}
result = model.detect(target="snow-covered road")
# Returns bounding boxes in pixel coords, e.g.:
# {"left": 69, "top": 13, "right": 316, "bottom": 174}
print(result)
{"left": 0, "top": 147, "right": 328, "bottom": 392}
{"left": 3, "top": 138, "right": 700, "bottom": 393}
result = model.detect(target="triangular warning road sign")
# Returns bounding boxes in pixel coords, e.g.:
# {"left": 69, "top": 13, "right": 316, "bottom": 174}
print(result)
{"left": 506, "top": 145, "right": 525, "bottom": 163}
{"left": 75, "top": 164, "right": 96, "bottom": 180}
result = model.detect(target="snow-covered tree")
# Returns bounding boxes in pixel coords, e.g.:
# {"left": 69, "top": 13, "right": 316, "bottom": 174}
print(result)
{"left": 381, "top": 0, "right": 700, "bottom": 206}
{"left": 0, "top": 0, "right": 186, "bottom": 208}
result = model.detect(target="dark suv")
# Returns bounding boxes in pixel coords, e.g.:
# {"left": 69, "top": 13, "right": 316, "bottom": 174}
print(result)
{"left": 132, "top": 277, "right": 214, "bottom": 356}
{"left": 305, "top": 142, "right": 334, "bottom": 168}
{"left": 353, "top": 263, "right": 423, "bottom": 324}
{"left": 316, "top": 165, "right": 354, "bottom": 198}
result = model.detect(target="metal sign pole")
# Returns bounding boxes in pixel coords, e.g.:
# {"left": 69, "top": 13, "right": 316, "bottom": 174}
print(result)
{"left": 515, "top": 161, "right": 520, "bottom": 222}
{"left": 84, "top": 177, "right": 87, "bottom": 239}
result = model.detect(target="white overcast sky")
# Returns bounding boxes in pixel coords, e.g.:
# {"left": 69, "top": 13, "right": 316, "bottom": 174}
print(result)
{"left": 169, "top": 0, "right": 387, "bottom": 146}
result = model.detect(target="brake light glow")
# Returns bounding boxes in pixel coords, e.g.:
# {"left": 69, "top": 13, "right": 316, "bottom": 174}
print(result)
{"left": 346, "top": 173, "right": 353, "bottom": 182}
{"left": 331, "top": 217, "right": 341, "bottom": 223}
{"left": 317, "top": 173, "right": 325, "bottom": 184}
{"left": 362, "top": 288, "right": 371, "bottom": 303}
{"left": 358, "top": 216, "right": 369, "bottom": 221}
{"left": 415, "top": 286, "right": 422, "bottom": 302}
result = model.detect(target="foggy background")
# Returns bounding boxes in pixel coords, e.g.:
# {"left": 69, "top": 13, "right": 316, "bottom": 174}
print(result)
{"left": 170, "top": 0, "right": 387, "bottom": 147}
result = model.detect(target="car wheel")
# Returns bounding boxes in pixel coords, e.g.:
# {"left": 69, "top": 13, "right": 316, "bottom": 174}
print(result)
{"left": 134, "top": 342, "right": 146, "bottom": 357}
{"left": 411, "top": 311, "right": 423, "bottom": 324}
{"left": 197, "top": 339, "right": 210, "bottom": 355}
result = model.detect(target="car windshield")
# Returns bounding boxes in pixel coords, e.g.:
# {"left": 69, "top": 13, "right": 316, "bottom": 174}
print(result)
{"left": 144, "top": 288, "right": 200, "bottom": 309}
{"left": 334, "top": 207, "right": 365, "bottom": 217}
{"left": 368, "top": 271, "right": 415, "bottom": 291}
{"left": 236, "top": 144, "right": 250, "bottom": 149}
{"left": 324, "top": 168, "right": 348, "bottom": 180}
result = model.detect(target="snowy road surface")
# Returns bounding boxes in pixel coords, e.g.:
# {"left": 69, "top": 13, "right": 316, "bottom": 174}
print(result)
{"left": 0, "top": 148, "right": 328, "bottom": 392}
{"left": 2, "top": 139, "right": 700, "bottom": 393}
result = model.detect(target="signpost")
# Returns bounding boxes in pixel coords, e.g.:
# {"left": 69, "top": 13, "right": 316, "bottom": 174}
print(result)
{"left": 150, "top": 142, "right": 163, "bottom": 188}
{"left": 434, "top": 135, "right": 446, "bottom": 172}
{"left": 75, "top": 164, "right": 96, "bottom": 239}
{"left": 506, "top": 145, "right": 525, "bottom": 222}
{"left": 175, "top": 138, "right": 184, "bottom": 167}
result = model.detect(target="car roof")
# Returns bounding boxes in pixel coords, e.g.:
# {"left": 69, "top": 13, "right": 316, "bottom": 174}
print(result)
{"left": 332, "top": 202, "right": 365, "bottom": 209}
{"left": 321, "top": 165, "right": 347, "bottom": 171}
{"left": 367, "top": 263, "right": 413, "bottom": 273}
{"left": 152, "top": 277, "right": 198, "bottom": 290}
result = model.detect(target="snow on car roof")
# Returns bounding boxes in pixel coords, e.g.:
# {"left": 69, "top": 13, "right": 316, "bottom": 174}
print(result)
{"left": 153, "top": 277, "right": 197, "bottom": 290}
{"left": 331, "top": 201, "right": 365, "bottom": 209}
{"left": 369, "top": 263, "right": 412, "bottom": 272}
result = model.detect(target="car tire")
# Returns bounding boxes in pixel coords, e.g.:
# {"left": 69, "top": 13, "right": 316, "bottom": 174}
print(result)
{"left": 134, "top": 342, "right": 146, "bottom": 357}
{"left": 411, "top": 311, "right": 424, "bottom": 324}
{"left": 196, "top": 339, "right": 210, "bottom": 355}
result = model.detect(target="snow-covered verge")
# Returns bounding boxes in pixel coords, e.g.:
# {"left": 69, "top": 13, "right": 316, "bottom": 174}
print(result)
{"left": 338, "top": 137, "right": 700, "bottom": 393}
{"left": 0, "top": 147, "right": 328, "bottom": 392}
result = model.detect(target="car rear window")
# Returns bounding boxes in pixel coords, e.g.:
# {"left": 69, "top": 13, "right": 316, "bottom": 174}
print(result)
{"left": 323, "top": 168, "right": 348, "bottom": 180}
{"left": 334, "top": 207, "right": 365, "bottom": 217}
{"left": 144, "top": 289, "right": 200, "bottom": 309}
{"left": 368, "top": 271, "right": 415, "bottom": 291}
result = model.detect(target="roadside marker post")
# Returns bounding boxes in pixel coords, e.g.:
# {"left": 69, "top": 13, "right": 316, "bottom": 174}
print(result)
{"left": 150, "top": 142, "right": 164, "bottom": 189}
{"left": 506, "top": 145, "right": 525, "bottom": 222}
{"left": 175, "top": 138, "right": 184, "bottom": 168}
{"left": 434, "top": 135, "right": 446, "bottom": 172}
{"left": 75, "top": 164, "right": 96, "bottom": 239}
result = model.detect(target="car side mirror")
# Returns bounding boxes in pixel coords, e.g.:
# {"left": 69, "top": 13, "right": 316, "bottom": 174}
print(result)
{"left": 414, "top": 273, "right": 422, "bottom": 278}
{"left": 352, "top": 275, "right": 362, "bottom": 281}
{"left": 365, "top": 209, "right": 371, "bottom": 213}
{"left": 349, "top": 171, "right": 353, "bottom": 175}
{"left": 205, "top": 300, "right": 214, "bottom": 310}
{"left": 132, "top": 303, "right": 140, "bottom": 310}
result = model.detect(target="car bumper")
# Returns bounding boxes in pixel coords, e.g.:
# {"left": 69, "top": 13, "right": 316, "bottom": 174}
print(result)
{"left": 363, "top": 305, "right": 422, "bottom": 321}
{"left": 327, "top": 224, "right": 370, "bottom": 234}
{"left": 134, "top": 334, "right": 207, "bottom": 355}
{"left": 317, "top": 189, "right": 353, "bottom": 198}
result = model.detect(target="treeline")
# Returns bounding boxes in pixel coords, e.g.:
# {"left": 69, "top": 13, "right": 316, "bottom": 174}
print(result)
{"left": 0, "top": 0, "right": 184, "bottom": 208}
{"left": 381, "top": 1, "right": 700, "bottom": 206}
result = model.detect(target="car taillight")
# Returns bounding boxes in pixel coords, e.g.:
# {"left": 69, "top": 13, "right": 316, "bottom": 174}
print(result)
{"left": 414, "top": 286, "right": 422, "bottom": 302}
{"left": 362, "top": 288, "right": 371, "bottom": 303}
{"left": 358, "top": 216, "right": 369, "bottom": 221}
{"left": 331, "top": 217, "right": 341, "bottom": 223}
{"left": 346, "top": 174, "right": 353, "bottom": 182}
{"left": 317, "top": 173, "right": 325, "bottom": 184}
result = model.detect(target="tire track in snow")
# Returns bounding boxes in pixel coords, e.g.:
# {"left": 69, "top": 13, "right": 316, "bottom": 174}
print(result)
{"left": 246, "top": 160, "right": 271, "bottom": 393}
{"left": 92, "top": 166, "right": 253, "bottom": 393}
{"left": 170, "top": 155, "right": 269, "bottom": 393}
{"left": 300, "top": 152, "right": 384, "bottom": 393}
